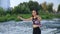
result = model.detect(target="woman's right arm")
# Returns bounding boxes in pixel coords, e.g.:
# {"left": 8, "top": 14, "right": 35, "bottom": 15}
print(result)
{"left": 17, "top": 16, "right": 32, "bottom": 21}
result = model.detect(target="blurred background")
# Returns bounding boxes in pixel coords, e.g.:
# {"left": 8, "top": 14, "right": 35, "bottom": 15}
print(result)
{"left": 0, "top": 0, "right": 60, "bottom": 34}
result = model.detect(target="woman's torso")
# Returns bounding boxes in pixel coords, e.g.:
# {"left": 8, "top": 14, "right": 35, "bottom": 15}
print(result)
{"left": 32, "top": 17, "right": 41, "bottom": 28}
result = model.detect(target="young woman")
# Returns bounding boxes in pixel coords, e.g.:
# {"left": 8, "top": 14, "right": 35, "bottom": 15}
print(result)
{"left": 18, "top": 9, "right": 41, "bottom": 34}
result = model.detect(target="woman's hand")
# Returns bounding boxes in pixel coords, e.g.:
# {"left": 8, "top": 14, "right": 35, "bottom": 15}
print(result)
{"left": 17, "top": 16, "right": 27, "bottom": 21}
{"left": 17, "top": 16, "right": 23, "bottom": 20}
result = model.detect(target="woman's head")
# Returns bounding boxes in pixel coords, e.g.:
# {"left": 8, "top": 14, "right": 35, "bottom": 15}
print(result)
{"left": 32, "top": 9, "right": 38, "bottom": 17}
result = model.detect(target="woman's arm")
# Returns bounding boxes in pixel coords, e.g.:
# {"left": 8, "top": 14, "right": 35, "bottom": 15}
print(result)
{"left": 17, "top": 16, "right": 32, "bottom": 21}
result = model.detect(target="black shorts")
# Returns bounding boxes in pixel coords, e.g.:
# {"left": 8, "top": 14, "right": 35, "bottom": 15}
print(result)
{"left": 33, "top": 27, "right": 41, "bottom": 34}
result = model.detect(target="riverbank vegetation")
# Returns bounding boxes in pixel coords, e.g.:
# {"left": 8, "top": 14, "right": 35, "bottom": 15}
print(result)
{"left": 0, "top": 1, "right": 60, "bottom": 22}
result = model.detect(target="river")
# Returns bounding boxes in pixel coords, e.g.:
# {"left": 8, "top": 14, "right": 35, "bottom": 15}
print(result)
{"left": 0, "top": 18, "right": 60, "bottom": 34}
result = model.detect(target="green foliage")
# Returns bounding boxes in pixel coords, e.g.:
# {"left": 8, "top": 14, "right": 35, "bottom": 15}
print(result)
{"left": 57, "top": 4, "right": 60, "bottom": 12}
{"left": 38, "top": 10, "right": 54, "bottom": 19}
{"left": 47, "top": 3, "right": 53, "bottom": 12}
{"left": 0, "top": 1, "right": 60, "bottom": 22}
{"left": 0, "top": 14, "right": 21, "bottom": 22}
{"left": 0, "top": 7, "right": 5, "bottom": 16}
{"left": 12, "top": 1, "right": 40, "bottom": 14}
{"left": 13, "top": 2, "right": 30, "bottom": 14}
{"left": 28, "top": 1, "right": 40, "bottom": 11}
{"left": 54, "top": 14, "right": 60, "bottom": 18}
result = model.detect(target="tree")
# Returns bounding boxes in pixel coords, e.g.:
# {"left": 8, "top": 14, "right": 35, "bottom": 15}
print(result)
{"left": 41, "top": 2, "right": 48, "bottom": 12}
{"left": 57, "top": 4, "right": 60, "bottom": 12}
{"left": 47, "top": 3, "right": 53, "bottom": 12}
{"left": 13, "top": 2, "right": 30, "bottom": 14}
{"left": 39, "top": 4, "right": 43, "bottom": 11}
{"left": 12, "top": 1, "right": 40, "bottom": 14}
{"left": 0, "top": 7, "right": 5, "bottom": 16}
{"left": 28, "top": 1, "right": 40, "bottom": 11}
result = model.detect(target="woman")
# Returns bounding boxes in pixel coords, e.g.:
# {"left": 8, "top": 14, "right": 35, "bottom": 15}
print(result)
{"left": 18, "top": 9, "right": 41, "bottom": 34}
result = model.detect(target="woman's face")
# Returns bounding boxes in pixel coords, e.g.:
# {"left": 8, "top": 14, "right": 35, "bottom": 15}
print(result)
{"left": 32, "top": 10, "right": 37, "bottom": 16}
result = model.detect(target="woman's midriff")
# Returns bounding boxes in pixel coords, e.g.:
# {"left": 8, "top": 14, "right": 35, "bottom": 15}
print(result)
{"left": 33, "top": 25, "right": 40, "bottom": 28}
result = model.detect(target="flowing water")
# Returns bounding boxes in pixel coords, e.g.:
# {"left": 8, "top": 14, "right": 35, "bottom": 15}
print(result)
{"left": 0, "top": 18, "right": 60, "bottom": 34}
